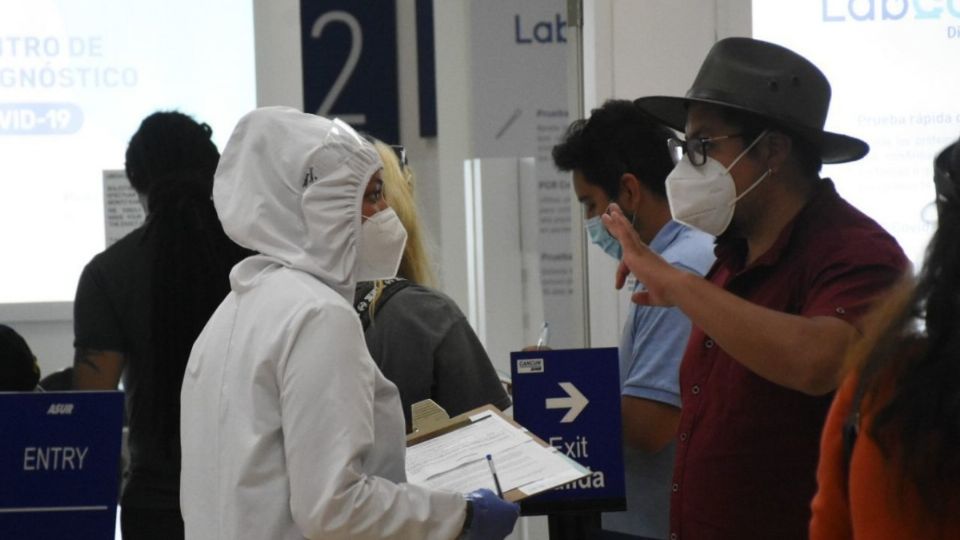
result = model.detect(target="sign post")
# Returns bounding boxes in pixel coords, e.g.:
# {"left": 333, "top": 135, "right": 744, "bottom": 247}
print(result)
{"left": 0, "top": 391, "right": 124, "bottom": 539}
{"left": 511, "top": 348, "right": 625, "bottom": 539}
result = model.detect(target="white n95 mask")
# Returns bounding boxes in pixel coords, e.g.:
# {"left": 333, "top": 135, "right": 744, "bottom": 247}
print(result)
{"left": 356, "top": 207, "right": 408, "bottom": 281}
{"left": 665, "top": 130, "right": 770, "bottom": 236}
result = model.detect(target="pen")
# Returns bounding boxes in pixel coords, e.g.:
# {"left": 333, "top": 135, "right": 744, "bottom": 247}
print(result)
{"left": 486, "top": 453, "right": 503, "bottom": 498}
{"left": 536, "top": 322, "right": 550, "bottom": 350}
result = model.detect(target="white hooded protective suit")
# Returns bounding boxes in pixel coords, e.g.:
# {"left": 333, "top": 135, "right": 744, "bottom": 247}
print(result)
{"left": 180, "top": 107, "right": 466, "bottom": 540}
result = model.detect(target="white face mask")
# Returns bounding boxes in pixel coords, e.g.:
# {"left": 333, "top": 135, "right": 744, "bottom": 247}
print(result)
{"left": 665, "top": 130, "right": 771, "bottom": 236}
{"left": 356, "top": 207, "right": 408, "bottom": 281}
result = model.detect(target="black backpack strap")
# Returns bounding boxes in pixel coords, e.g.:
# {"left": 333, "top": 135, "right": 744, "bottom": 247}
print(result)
{"left": 354, "top": 278, "right": 411, "bottom": 331}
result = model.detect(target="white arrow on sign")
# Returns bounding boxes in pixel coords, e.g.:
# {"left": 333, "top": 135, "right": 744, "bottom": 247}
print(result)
{"left": 545, "top": 382, "right": 589, "bottom": 423}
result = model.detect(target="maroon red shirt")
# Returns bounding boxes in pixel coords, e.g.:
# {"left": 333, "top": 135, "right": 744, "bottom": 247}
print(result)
{"left": 669, "top": 180, "right": 907, "bottom": 540}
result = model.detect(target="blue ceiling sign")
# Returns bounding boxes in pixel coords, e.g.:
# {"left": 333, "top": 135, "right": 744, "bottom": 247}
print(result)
{"left": 300, "top": 1, "right": 400, "bottom": 144}
{"left": 511, "top": 348, "right": 626, "bottom": 515}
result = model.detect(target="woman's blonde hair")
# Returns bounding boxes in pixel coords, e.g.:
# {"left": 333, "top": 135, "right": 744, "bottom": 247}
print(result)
{"left": 373, "top": 140, "right": 435, "bottom": 287}
{"left": 364, "top": 141, "right": 435, "bottom": 321}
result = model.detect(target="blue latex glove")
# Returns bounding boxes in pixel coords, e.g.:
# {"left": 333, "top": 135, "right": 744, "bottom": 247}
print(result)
{"left": 464, "top": 489, "right": 520, "bottom": 540}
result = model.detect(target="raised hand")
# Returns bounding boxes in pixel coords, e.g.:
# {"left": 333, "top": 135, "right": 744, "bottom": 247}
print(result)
{"left": 601, "top": 203, "right": 683, "bottom": 306}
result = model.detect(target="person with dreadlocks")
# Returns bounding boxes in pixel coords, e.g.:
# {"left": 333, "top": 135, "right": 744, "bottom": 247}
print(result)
{"left": 809, "top": 138, "right": 960, "bottom": 538}
{"left": 72, "top": 111, "right": 250, "bottom": 540}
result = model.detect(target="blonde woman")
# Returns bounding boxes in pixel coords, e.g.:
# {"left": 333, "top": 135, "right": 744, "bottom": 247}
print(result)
{"left": 355, "top": 140, "right": 510, "bottom": 432}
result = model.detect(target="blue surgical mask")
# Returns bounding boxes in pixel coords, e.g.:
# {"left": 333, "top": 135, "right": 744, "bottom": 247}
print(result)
{"left": 585, "top": 215, "right": 622, "bottom": 260}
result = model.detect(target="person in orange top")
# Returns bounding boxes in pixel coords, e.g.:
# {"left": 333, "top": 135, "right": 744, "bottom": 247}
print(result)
{"left": 810, "top": 138, "right": 960, "bottom": 539}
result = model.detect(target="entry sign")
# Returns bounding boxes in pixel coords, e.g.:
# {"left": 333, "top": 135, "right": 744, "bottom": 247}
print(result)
{"left": 0, "top": 391, "right": 124, "bottom": 539}
{"left": 511, "top": 348, "right": 625, "bottom": 514}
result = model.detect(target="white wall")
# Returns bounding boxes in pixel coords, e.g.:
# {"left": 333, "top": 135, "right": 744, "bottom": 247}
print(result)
{"left": 431, "top": 0, "right": 473, "bottom": 307}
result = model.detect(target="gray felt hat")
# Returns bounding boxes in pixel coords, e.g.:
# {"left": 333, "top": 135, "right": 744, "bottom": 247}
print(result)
{"left": 635, "top": 37, "right": 869, "bottom": 164}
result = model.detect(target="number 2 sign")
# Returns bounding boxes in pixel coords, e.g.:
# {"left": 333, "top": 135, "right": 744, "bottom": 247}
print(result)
{"left": 300, "top": 1, "right": 400, "bottom": 144}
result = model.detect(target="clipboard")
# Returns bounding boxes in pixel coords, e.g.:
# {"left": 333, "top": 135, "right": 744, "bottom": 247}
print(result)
{"left": 405, "top": 401, "right": 589, "bottom": 502}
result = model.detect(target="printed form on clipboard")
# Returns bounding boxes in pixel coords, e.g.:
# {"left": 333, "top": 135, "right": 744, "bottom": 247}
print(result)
{"left": 405, "top": 404, "right": 589, "bottom": 502}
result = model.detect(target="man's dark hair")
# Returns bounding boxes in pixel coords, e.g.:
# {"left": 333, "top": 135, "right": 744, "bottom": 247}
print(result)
{"left": 715, "top": 107, "right": 823, "bottom": 177}
{"left": 552, "top": 99, "right": 675, "bottom": 200}
{"left": 0, "top": 324, "right": 39, "bottom": 391}
{"left": 39, "top": 367, "right": 73, "bottom": 391}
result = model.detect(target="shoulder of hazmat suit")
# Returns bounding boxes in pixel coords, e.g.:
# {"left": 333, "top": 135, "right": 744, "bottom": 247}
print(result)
{"left": 179, "top": 107, "right": 467, "bottom": 540}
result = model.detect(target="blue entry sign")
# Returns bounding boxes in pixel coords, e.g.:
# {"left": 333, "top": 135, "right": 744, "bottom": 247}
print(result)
{"left": 300, "top": 1, "right": 400, "bottom": 144}
{"left": 0, "top": 391, "right": 124, "bottom": 539}
{"left": 511, "top": 348, "right": 625, "bottom": 514}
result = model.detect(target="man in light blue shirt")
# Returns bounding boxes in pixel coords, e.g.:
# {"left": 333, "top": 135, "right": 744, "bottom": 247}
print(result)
{"left": 553, "top": 100, "right": 714, "bottom": 539}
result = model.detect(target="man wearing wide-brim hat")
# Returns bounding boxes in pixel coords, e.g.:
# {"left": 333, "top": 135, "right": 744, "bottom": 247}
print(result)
{"left": 601, "top": 37, "right": 908, "bottom": 539}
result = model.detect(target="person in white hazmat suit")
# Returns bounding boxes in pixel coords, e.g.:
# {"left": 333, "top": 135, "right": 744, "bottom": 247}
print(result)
{"left": 179, "top": 107, "right": 519, "bottom": 540}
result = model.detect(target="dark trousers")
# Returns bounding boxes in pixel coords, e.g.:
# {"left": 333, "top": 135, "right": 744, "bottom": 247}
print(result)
{"left": 121, "top": 506, "right": 184, "bottom": 540}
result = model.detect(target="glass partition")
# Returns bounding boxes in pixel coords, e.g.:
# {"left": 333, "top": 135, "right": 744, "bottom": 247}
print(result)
{"left": 435, "top": 0, "right": 588, "bottom": 379}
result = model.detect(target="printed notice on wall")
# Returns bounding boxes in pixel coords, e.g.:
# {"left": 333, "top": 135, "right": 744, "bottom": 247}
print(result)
{"left": 103, "top": 170, "right": 143, "bottom": 247}
{"left": 754, "top": 1, "right": 959, "bottom": 265}
{"left": 535, "top": 108, "right": 575, "bottom": 306}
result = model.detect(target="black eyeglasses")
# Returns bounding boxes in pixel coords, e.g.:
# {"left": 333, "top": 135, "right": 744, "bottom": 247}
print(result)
{"left": 667, "top": 134, "right": 743, "bottom": 166}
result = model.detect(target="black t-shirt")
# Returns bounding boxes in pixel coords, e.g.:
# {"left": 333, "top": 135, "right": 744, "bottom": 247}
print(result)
{"left": 358, "top": 283, "right": 511, "bottom": 433}
{"left": 73, "top": 224, "right": 174, "bottom": 509}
